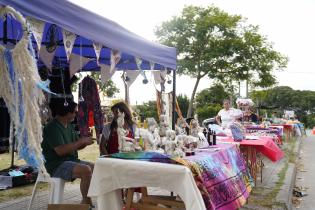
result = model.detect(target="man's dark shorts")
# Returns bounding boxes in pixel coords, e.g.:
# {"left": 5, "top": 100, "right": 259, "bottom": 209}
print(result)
{"left": 52, "top": 160, "right": 92, "bottom": 181}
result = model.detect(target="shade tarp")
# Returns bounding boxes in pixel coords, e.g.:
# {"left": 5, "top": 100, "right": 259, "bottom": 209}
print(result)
{"left": 0, "top": 0, "right": 177, "bottom": 71}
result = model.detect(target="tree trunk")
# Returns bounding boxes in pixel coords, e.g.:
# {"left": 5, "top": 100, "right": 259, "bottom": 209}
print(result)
{"left": 187, "top": 76, "right": 201, "bottom": 118}
{"left": 124, "top": 82, "right": 129, "bottom": 105}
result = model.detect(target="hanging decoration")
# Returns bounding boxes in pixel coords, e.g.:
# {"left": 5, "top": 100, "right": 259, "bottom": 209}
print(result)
{"left": 149, "top": 61, "right": 154, "bottom": 70}
{"left": 152, "top": 71, "right": 163, "bottom": 85}
{"left": 26, "top": 17, "right": 45, "bottom": 51}
{"left": 110, "top": 49, "right": 121, "bottom": 73}
{"left": 0, "top": 6, "right": 46, "bottom": 174}
{"left": 69, "top": 54, "right": 91, "bottom": 77}
{"left": 93, "top": 42, "right": 102, "bottom": 64}
{"left": 125, "top": 70, "right": 140, "bottom": 86}
{"left": 39, "top": 45, "right": 56, "bottom": 70}
{"left": 39, "top": 24, "right": 58, "bottom": 70}
{"left": 62, "top": 29, "right": 76, "bottom": 61}
{"left": 100, "top": 64, "right": 115, "bottom": 84}
{"left": 136, "top": 57, "right": 148, "bottom": 84}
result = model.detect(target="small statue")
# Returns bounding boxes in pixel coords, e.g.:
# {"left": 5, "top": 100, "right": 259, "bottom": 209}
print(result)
{"left": 117, "top": 111, "right": 135, "bottom": 152}
{"left": 164, "top": 130, "right": 177, "bottom": 155}
{"left": 189, "top": 119, "right": 201, "bottom": 138}
{"left": 175, "top": 117, "right": 188, "bottom": 135}
{"left": 159, "top": 115, "right": 170, "bottom": 137}
{"left": 147, "top": 117, "right": 161, "bottom": 146}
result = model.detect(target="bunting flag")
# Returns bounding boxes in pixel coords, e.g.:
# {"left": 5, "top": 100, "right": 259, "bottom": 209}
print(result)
{"left": 39, "top": 45, "right": 56, "bottom": 70}
{"left": 62, "top": 29, "right": 77, "bottom": 61}
{"left": 100, "top": 64, "right": 115, "bottom": 84}
{"left": 69, "top": 54, "right": 91, "bottom": 77}
{"left": 152, "top": 70, "right": 167, "bottom": 85}
{"left": 110, "top": 49, "right": 121, "bottom": 73}
{"left": 125, "top": 70, "right": 140, "bottom": 86}
{"left": 26, "top": 17, "right": 45, "bottom": 51}
{"left": 93, "top": 42, "right": 102, "bottom": 63}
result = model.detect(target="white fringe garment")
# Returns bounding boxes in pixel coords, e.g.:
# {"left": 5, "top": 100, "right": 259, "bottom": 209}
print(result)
{"left": 0, "top": 6, "right": 47, "bottom": 175}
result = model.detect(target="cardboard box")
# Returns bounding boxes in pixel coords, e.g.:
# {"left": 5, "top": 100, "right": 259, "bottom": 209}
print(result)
{"left": 47, "top": 204, "right": 90, "bottom": 210}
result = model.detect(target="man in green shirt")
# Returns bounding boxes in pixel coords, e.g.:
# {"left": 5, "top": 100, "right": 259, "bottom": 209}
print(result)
{"left": 42, "top": 99, "right": 94, "bottom": 206}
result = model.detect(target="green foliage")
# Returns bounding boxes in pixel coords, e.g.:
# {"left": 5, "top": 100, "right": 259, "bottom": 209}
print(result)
{"left": 195, "top": 84, "right": 230, "bottom": 122}
{"left": 196, "top": 104, "right": 222, "bottom": 122}
{"left": 155, "top": 5, "right": 288, "bottom": 116}
{"left": 135, "top": 101, "right": 158, "bottom": 121}
{"left": 90, "top": 72, "right": 119, "bottom": 97}
{"left": 195, "top": 83, "right": 230, "bottom": 107}
{"left": 250, "top": 86, "right": 315, "bottom": 128}
{"left": 176, "top": 94, "right": 190, "bottom": 118}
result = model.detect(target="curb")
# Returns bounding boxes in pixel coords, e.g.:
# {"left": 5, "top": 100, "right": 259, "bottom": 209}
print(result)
{"left": 276, "top": 136, "right": 302, "bottom": 210}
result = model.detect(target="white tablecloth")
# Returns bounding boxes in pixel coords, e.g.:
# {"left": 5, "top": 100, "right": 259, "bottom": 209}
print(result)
{"left": 88, "top": 158, "right": 206, "bottom": 210}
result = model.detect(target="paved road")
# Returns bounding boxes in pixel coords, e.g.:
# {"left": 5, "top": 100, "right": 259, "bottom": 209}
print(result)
{"left": 293, "top": 131, "right": 315, "bottom": 209}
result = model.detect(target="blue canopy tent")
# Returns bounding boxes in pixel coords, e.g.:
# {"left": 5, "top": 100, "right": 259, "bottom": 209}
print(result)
{"left": 0, "top": 0, "right": 178, "bottom": 169}
{"left": 0, "top": 0, "right": 176, "bottom": 71}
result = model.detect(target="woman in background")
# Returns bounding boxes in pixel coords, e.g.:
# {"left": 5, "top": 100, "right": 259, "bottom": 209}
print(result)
{"left": 99, "top": 102, "right": 136, "bottom": 155}
{"left": 216, "top": 99, "right": 243, "bottom": 129}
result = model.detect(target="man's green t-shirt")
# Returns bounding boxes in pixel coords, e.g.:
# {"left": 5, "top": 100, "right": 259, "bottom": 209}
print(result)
{"left": 42, "top": 119, "right": 80, "bottom": 175}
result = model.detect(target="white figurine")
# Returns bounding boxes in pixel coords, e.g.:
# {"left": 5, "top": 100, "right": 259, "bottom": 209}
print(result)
{"left": 175, "top": 118, "right": 188, "bottom": 135}
{"left": 117, "top": 111, "right": 135, "bottom": 152}
{"left": 190, "top": 119, "right": 201, "bottom": 137}
{"left": 147, "top": 117, "right": 161, "bottom": 147}
{"left": 159, "top": 115, "right": 170, "bottom": 137}
{"left": 164, "top": 130, "right": 177, "bottom": 155}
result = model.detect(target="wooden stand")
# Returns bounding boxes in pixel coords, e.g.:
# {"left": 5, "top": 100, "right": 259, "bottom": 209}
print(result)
{"left": 241, "top": 146, "right": 264, "bottom": 185}
{"left": 125, "top": 187, "right": 185, "bottom": 210}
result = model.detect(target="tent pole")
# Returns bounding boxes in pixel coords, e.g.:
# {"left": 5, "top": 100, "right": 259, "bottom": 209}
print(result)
{"left": 3, "top": 15, "right": 7, "bottom": 44}
{"left": 172, "top": 69, "right": 176, "bottom": 130}
{"left": 10, "top": 135, "right": 15, "bottom": 168}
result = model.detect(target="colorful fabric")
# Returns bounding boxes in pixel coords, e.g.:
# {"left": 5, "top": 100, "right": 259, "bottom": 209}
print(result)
{"left": 107, "top": 151, "right": 179, "bottom": 164}
{"left": 78, "top": 76, "right": 104, "bottom": 138}
{"left": 219, "top": 136, "right": 284, "bottom": 162}
{"left": 108, "top": 144, "right": 252, "bottom": 210}
{"left": 179, "top": 145, "right": 253, "bottom": 210}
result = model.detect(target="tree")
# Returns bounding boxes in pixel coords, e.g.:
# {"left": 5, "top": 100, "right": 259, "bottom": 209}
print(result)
{"left": 195, "top": 84, "right": 230, "bottom": 122}
{"left": 135, "top": 101, "right": 158, "bottom": 121}
{"left": 195, "top": 84, "right": 230, "bottom": 107}
{"left": 250, "top": 86, "right": 315, "bottom": 128}
{"left": 176, "top": 94, "right": 190, "bottom": 118}
{"left": 90, "top": 72, "right": 119, "bottom": 97}
{"left": 155, "top": 5, "right": 288, "bottom": 117}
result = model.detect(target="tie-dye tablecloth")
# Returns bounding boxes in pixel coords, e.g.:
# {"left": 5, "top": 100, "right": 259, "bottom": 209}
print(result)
{"left": 106, "top": 144, "right": 252, "bottom": 210}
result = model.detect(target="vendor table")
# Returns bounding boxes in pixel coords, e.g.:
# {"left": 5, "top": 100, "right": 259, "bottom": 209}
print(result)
{"left": 88, "top": 144, "right": 252, "bottom": 210}
{"left": 218, "top": 136, "right": 284, "bottom": 184}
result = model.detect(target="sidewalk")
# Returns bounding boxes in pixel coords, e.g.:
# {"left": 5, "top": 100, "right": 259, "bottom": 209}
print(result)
{"left": 241, "top": 134, "right": 301, "bottom": 210}
{"left": 293, "top": 131, "right": 315, "bottom": 209}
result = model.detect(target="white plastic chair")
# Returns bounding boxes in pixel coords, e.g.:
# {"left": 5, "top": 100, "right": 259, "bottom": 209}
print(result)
{"left": 28, "top": 172, "right": 66, "bottom": 210}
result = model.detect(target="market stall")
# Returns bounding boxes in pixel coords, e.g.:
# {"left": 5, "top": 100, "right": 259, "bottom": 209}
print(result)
{"left": 88, "top": 144, "right": 252, "bottom": 210}
{"left": 218, "top": 135, "right": 284, "bottom": 184}
{"left": 0, "top": 0, "right": 177, "bottom": 174}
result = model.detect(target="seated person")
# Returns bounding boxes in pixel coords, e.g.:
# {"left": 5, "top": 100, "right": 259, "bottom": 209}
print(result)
{"left": 41, "top": 99, "right": 94, "bottom": 206}
{"left": 100, "top": 101, "right": 136, "bottom": 155}
{"left": 243, "top": 108, "right": 259, "bottom": 123}
{"left": 216, "top": 99, "right": 243, "bottom": 129}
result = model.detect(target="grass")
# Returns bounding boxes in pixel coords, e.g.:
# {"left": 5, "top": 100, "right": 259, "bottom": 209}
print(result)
{"left": 0, "top": 143, "right": 99, "bottom": 203}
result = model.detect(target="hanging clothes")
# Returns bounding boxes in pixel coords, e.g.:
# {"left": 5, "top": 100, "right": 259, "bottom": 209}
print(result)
{"left": 78, "top": 76, "right": 104, "bottom": 139}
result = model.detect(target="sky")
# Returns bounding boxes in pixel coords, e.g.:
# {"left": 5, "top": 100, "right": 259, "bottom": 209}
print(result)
{"left": 70, "top": 0, "right": 315, "bottom": 105}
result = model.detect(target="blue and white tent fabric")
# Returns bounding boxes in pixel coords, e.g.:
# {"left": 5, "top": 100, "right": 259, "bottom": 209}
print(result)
{"left": 0, "top": 0, "right": 177, "bottom": 173}
{"left": 0, "top": 0, "right": 177, "bottom": 74}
